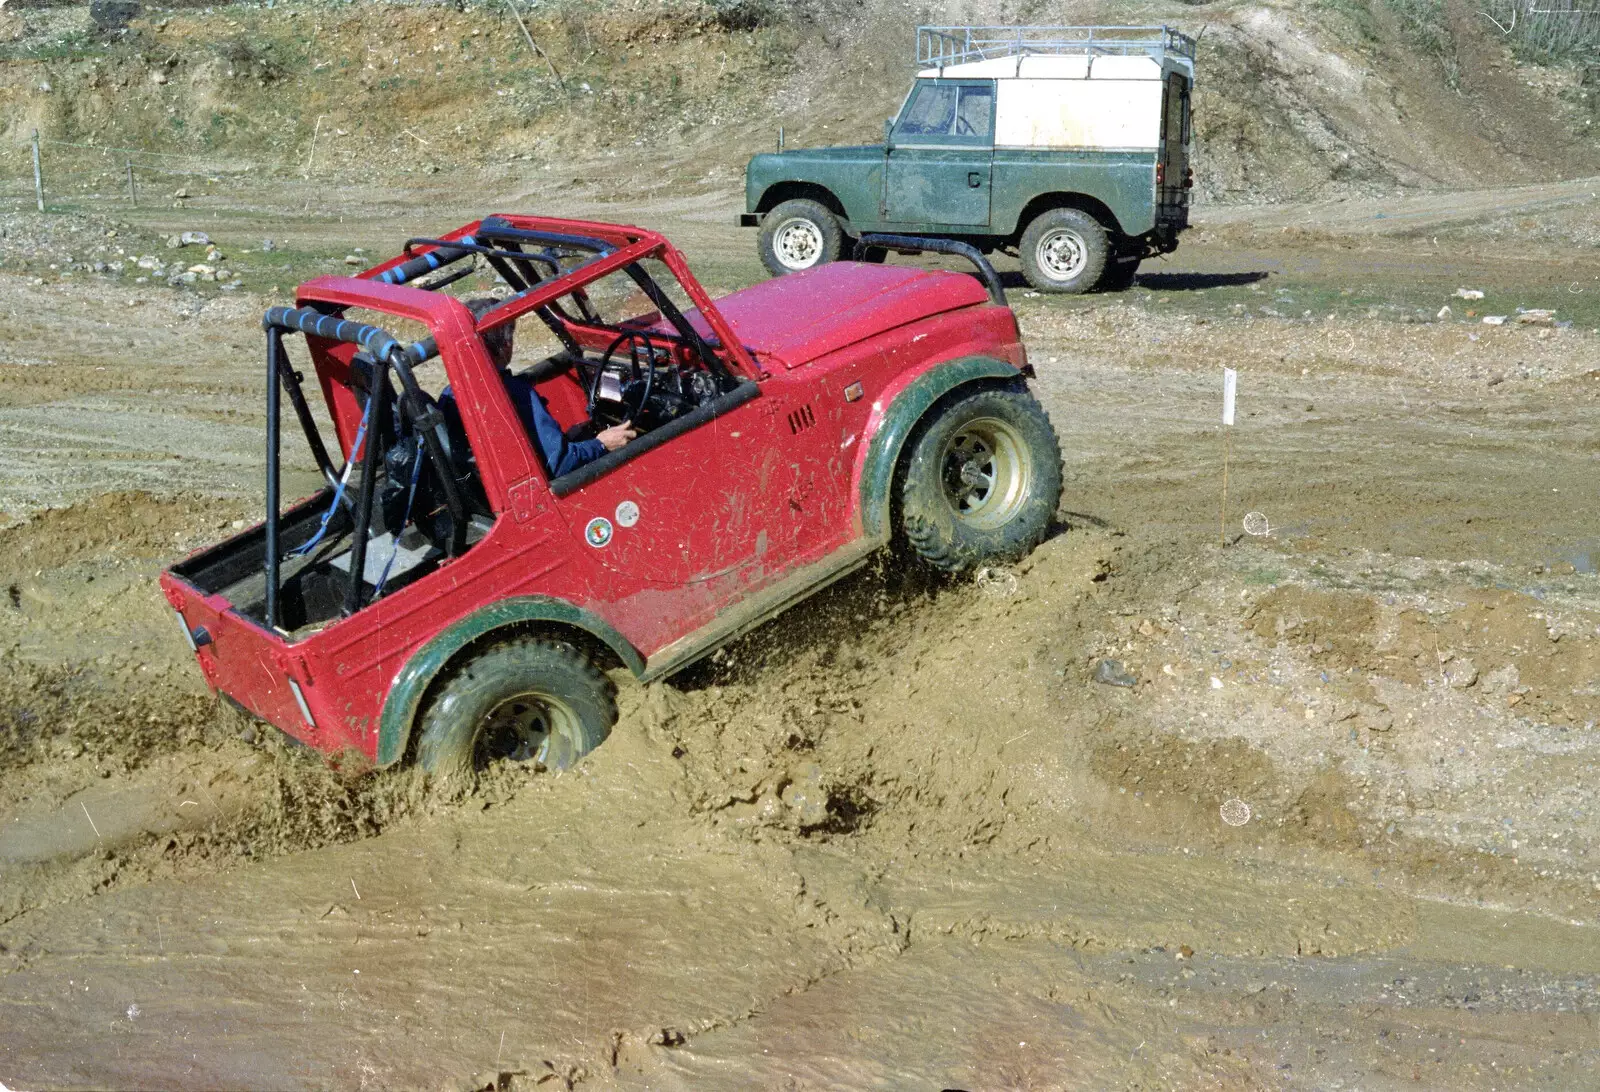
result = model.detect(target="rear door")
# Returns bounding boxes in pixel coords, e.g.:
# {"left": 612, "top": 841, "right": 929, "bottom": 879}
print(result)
{"left": 1158, "top": 72, "right": 1191, "bottom": 227}
{"left": 885, "top": 80, "right": 995, "bottom": 228}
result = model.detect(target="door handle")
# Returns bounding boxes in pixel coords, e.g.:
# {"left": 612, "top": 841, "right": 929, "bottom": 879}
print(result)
{"left": 968, "top": 172, "right": 982, "bottom": 188}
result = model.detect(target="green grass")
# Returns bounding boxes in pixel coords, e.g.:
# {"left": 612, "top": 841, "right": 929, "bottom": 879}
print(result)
{"left": 0, "top": 31, "right": 105, "bottom": 63}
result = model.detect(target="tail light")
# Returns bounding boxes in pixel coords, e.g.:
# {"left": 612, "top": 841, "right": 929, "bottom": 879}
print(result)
{"left": 1155, "top": 162, "right": 1165, "bottom": 187}
{"left": 1184, "top": 167, "right": 1194, "bottom": 190}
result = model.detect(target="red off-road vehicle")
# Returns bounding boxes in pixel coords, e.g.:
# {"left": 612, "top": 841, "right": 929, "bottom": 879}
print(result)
{"left": 160, "top": 217, "right": 1061, "bottom": 778}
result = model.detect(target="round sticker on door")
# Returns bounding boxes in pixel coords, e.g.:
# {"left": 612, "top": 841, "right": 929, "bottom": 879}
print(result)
{"left": 584, "top": 516, "right": 613, "bottom": 548}
{"left": 615, "top": 500, "right": 640, "bottom": 528}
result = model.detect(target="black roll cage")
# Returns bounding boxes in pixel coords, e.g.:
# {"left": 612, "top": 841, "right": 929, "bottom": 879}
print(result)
{"left": 259, "top": 222, "right": 735, "bottom": 632}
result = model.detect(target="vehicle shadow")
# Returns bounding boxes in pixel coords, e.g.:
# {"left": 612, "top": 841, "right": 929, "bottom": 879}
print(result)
{"left": 1132, "top": 271, "right": 1269, "bottom": 291}
{"left": 993, "top": 270, "right": 1269, "bottom": 292}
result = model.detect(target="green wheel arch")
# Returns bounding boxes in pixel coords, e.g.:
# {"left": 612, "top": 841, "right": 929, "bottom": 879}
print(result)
{"left": 377, "top": 597, "right": 644, "bottom": 767}
{"left": 857, "top": 356, "right": 1024, "bottom": 541}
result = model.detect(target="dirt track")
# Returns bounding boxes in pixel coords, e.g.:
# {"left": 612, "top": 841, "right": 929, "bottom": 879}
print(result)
{"left": 2, "top": 178, "right": 1600, "bottom": 1090}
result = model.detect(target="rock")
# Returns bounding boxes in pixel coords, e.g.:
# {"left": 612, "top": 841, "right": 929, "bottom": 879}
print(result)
{"left": 1515, "top": 309, "right": 1555, "bottom": 326}
{"left": 165, "top": 234, "right": 182, "bottom": 249}
{"left": 1481, "top": 315, "right": 1506, "bottom": 326}
{"left": 180, "top": 231, "right": 209, "bottom": 246}
{"left": 1454, "top": 288, "right": 1485, "bottom": 300}
{"left": 260, "top": 238, "right": 277, "bottom": 252}
{"left": 1436, "top": 305, "right": 1451, "bottom": 320}
{"left": 1482, "top": 663, "right": 1520, "bottom": 696}
{"left": 343, "top": 255, "right": 363, "bottom": 265}
{"left": 151, "top": 71, "right": 168, "bottom": 86}
{"left": 780, "top": 762, "right": 829, "bottom": 830}
{"left": 1094, "top": 658, "right": 1137, "bottom": 688}
{"left": 172, "top": 188, "right": 189, "bottom": 200}
{"left": 1443, "top": 657, "right": 1478, "bottom": 689}
{"left": 89, "top": 1, "right": 142, "bottom": 33}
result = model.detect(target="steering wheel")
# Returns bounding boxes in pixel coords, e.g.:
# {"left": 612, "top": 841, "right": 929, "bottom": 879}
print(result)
{"left": 589, "top": 331, "right": 665, "bottom": 422}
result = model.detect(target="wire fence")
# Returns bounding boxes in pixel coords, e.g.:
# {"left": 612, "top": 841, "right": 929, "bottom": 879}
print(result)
{"left": 1, "top": 129, "right": 293, "bottom": 214}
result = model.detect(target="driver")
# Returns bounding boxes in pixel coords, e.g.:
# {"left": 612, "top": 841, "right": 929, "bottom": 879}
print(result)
{"left": 465, "top": 296, "right": 636, "bottom": 477}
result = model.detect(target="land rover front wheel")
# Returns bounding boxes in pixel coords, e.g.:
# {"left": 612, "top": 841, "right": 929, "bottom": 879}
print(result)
{"left": 898, "top": 386, "right": 1063, "bottom": 572}
{"left": 416, "top": 638, "right": 617, "bottom": 785}
{"left": 759, "top": 199, "right": 844, "bottom": 276}
{"left": 1020, "top": 208, "right": 1109, "bottom": 294}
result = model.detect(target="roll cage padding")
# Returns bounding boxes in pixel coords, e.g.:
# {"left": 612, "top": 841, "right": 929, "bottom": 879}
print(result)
{"left": 264, "top": 305, "right": 412, "bottom": 366}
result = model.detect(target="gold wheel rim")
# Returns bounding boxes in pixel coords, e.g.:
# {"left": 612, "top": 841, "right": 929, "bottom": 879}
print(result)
{"left": 479, "top": 690, "right": 580, "bottom": 768}
{"left": 938, "top": 416, "right": 1033, "bottom": 531}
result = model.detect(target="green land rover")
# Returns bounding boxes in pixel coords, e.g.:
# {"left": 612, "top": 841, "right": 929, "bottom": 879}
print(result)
{"left": 740, "top": 25, "right": 1197, "bottom": 293}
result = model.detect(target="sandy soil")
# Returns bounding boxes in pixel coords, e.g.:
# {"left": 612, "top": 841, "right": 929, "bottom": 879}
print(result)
{"left": 1, "top": 175, "right": 1599, "bottom": 1090}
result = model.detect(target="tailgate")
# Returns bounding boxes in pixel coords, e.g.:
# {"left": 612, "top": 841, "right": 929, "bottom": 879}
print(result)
{"left": 161, "top": 573, "right": 320, "bottom": 747}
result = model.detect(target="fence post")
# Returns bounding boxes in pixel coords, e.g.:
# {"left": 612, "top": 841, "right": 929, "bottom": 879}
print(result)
{"left": 30, "top": 128, "right": 44, "bottom": 212}
{"left": 126, "top": 159, "right": 137, "bottom": 205}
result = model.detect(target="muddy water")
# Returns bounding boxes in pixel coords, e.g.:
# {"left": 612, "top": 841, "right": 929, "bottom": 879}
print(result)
{"left": 3, "top": 188, "right": 1600, "bottom": 1089}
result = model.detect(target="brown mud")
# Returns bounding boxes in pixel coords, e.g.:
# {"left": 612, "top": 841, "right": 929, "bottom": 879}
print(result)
{"left": 1, "top": 168, "right": 1599, "bottom": 1088}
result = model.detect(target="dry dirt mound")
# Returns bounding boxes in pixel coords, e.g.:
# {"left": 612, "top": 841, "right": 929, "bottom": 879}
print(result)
{"left": 0, "top": 1, "right": 1594, "bottom": 205}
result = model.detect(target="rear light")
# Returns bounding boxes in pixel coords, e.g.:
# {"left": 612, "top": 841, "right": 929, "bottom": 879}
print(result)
{"left": 1155, "top": 162, "right": 1165, "bottom": 186}
{"left": 1184, "top": 167, "right": 1194, "bottom": 190}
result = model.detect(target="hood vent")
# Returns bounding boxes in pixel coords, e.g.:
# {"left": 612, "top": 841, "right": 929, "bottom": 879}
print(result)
{"left": 788, "top": 404, "right": 816, "bottom": 434}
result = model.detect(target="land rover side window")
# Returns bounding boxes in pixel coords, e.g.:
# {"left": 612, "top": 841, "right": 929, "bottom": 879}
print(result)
{"left": 895, "top": 82, "right": 993, "bottom": 142}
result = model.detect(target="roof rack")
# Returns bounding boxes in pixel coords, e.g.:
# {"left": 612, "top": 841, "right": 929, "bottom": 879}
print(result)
{"left": 916, "top": 25, "right": 1196, "bottom": 68}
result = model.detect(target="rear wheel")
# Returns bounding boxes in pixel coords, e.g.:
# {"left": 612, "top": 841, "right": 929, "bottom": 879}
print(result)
{"left": 416, "top": 638, "right": 617, "bottom": 784}
{"left": 759, "top": 199, "right": 844, "bottom": 276}
{"left": 898, "top": 386, "right": 1063, "bottom": 572}
{"left": 1019, "top": 208, "right": 1109, "bottom": 294}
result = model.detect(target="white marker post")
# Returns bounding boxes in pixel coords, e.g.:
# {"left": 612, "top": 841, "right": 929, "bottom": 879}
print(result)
{"left": 1220, "top": 367, "right": 1237, "bottom": 547}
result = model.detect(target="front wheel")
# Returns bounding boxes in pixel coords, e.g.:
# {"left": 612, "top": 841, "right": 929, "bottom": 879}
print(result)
{"left": 416, "top": 638, "right": 617, "bottom": 785}
{"left": 1019, "top": 208, "right": 1109, "bottom": 294}
{"left": 898, "top": 386, "right": 1063, "bottom": 572}
{"left": 758, "top": 199, "right": 844, "bottom": 276}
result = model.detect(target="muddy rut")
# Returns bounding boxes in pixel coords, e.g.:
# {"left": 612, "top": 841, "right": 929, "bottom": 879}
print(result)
{"left": 2, "top": 183, "right": 1600, "bottom": 1089}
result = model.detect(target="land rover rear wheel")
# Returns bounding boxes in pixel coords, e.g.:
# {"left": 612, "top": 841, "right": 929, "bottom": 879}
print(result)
{"left": 416, "top": 638, "right": 617, "bottom": 785}
{"left": 1020, "top": 208, "right": 1109, "bottom": 294}
{"left": 759, "top": 199, "right": 844, "bottom": 276}
{"left": 898, "top": 386, "right": 1063, "bottom": 572}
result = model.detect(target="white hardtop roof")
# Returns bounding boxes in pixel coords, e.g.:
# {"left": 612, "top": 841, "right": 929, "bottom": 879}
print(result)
{"left": 917, "top": 54, "right": 1166, "bottom": 80}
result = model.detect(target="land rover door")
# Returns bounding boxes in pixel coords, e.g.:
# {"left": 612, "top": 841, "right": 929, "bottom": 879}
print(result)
{"left": 884, "top": 80, "right": 995, "bottom": 228}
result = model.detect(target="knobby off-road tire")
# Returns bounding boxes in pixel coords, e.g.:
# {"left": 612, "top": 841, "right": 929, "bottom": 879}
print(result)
{"left": 758, "top": 198, "right": 845, "bottom": 276}
{"left": 1019, "top": 208, "right": 1109, "bottom": 294}
{"left": 899, "top": 386, "right": 1064, "bottom": 572}
{"left": 416, "top": 638, "right": 617, "bottom": 784}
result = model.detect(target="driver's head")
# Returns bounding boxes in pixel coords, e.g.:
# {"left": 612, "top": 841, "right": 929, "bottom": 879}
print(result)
{"left": 465, "top": 295, "right": 514, "bottom": 371}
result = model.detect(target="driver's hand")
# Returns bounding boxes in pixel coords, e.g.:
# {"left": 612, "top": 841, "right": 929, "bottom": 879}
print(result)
{"left": 597, "top": 420, "right": 637, "bottom": 452}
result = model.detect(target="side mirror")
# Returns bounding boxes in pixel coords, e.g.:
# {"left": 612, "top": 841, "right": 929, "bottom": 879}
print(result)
{"left": 884, "top": 118, "right": 894, "bottom": 145}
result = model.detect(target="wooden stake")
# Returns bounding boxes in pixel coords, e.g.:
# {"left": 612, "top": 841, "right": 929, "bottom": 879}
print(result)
{"left": 502, "top": 0, "right": 565, "bottom": 87}
{"left": 30, "top": 128, "right": 44, "bottom": 212}
{"left": 125, "top": 158, "right": 137, "bottom": 205}
{"left": 1219, "top": 426, "right": 1232, "bottom": 548}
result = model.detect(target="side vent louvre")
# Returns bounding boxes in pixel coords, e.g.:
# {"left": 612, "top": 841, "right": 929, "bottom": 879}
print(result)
{"left": 787, "top": 404, "right": 816, "bottom": 434}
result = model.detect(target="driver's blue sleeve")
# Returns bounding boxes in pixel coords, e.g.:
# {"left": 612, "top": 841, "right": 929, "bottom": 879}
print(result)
{"left": 505, "top": 375, "right": 606, "bottom": 477}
